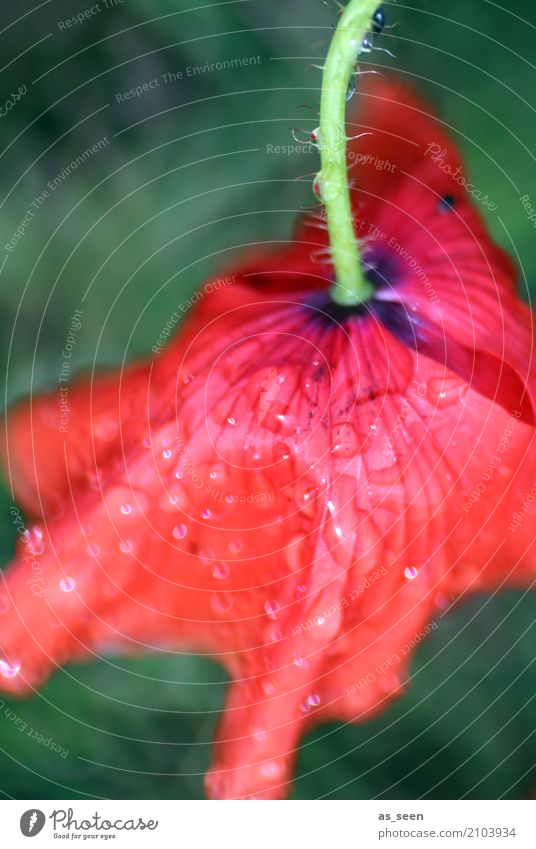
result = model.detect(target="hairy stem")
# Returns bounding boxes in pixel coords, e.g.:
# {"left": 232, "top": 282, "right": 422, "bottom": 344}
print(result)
{"left": 317, "top": 0, "right": 379, "bottom": 306}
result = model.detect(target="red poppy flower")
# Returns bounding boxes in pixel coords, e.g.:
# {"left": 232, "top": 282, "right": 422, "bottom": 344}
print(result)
{"left": 1, "top": 78, "right": 535, "bottom": 800}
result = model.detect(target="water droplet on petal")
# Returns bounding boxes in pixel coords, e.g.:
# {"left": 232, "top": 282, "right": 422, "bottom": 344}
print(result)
{"left": 201, "top": 507, "right": 212, "bottom": 520}
{"left": 119, "top": 540, "right": 134, "bottom": 554}
{"left": 87, "top": 543, "right": 100, "bottom": 558}
{"left": 172, "top": 523, "right": 187, "bottom": 541}
{"left": 212, "top": 562, "right": 230, "bottom": 580}
{"left": 0, "top": 659, "right": 21, "bottom": 679}
{"left": 264, "top": 600, "right": 280, "bottom": 621}
{"left": 162, "top": 448, "right": 173, "bottom": 460}
{"left": 59, "top": 576, "right": 76, "bottom": 593}
{"left": 404, "top": 566, "right": 418, "bottom": 580}
{"left": 23, "top": 526, "right": 45, "bottom": 556}
{"left": 229, "top": 539, "right": 243, "bottom": 554}
{"left": 262, "top": 680, "right": 276, "bottom": 696}
{"left": 331, "top": 422, "right": 359, "bottom": 458}
{"left": 260, "top": 760, "right": 284, "bottom": 780}
{"left": 427, "top": 376, "right": 466, "bottom": 408}
{"left": 120, "top": 503, "right": 132, "bottom": 516}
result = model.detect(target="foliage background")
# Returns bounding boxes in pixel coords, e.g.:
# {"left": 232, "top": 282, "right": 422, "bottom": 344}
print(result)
{"left": 0, "top": 0, "right": 535, "bottom": 800}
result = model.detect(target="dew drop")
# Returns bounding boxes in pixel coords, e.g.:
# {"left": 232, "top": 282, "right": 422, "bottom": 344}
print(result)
{"left": 87, "top": 543, "right": 100, "bottom": 558}
{"left": 274, "top": 442, "right": 291, "bottom": 460}
{"left": 212, "top": 562, "right": 230, "bottom": 580}
{"left": 404, "top": 566, "right": 418, "bottom": 580}
{"left": 260, "top": 760, "right": 284, "bottom": 779}
{"left": 201, "top": 507, "right": 212, "bottom": 520}
{"left": 229, "top": 538, "right": 244, "bottom": 554}
{"left": 59, "top": 576, "right": 76, "bottom": 593}
{"left": 0, "top": 659, "right": 21, "bottom": 679}
{"left": 119, "top": 540, "right": 134, "bottom": 554}
{"left": 262, "top": 680, "right": 276, "bottom": 696}
{"left": 172, "top": 523, "right": 188, "bottom": 541}
{"left": 23, "top": 526, "right": 45, "bottom": 556}
{"left": 162, "top": 448, "right": 173, "bottom": 460}
{"left": 331, "top": 422, "right": 359, "bottom": 458}
{"left": 427, "top": 376, "right": 465, "bottom": 408}
{"left": 120, "top": 503, "right": 132, "bottom": 516}
{"left": 227, "top": 416, "right": 236, "bottom": 426}
{"left": 264, "top": 600, "right": 280, "bottom": 621}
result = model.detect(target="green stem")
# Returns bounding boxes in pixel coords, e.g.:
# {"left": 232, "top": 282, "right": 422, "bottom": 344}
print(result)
{"left": 317, "top": 0, "right": 378, "bottom": 306}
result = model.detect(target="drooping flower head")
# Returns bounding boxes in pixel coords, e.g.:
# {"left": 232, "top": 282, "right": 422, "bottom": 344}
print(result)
{"left": 1, "top": 76, "right": 535, "bottom": 800}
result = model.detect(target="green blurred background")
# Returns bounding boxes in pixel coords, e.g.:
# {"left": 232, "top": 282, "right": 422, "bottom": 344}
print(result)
{"left": 0, "top": 0, "right": 535, "bottom": 800}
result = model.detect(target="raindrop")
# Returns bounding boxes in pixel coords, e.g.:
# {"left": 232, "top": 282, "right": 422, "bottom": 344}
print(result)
{"left": 227, "top": 416, "right": 236, "bottom": 426}
{"left": 120, "top": 503, "right": 132, "bottom": 516}
{"left": 331, "top": 422, "right": 359, "bottom": 458}
{"left": 264, "top": 600, "right": 280, "bottom": 621}
{"left": 404, "top": 566, "right": 418, "bottom": 580}
{"left": 0, "top": 659, "right": 21, "bottom": 679}
{"left": 262, "top": 680, "right": 276, "bottom": 696}
{"left": 212, "top": 562, "right": 230, "bottom": 580}
{"left": 23, "top": 526, "right": 45, "bottom": 556}
{"left": 229, "top": 539, "right": 244, "bottom": 554}
{"left": 201, "top": 507, "right": 212, "bottom": 520}
{"left": 59, "top": 576, "right": 76, "bottom": 593}
{"left": 260, "top": 760, "right": 284, "bottom": 779}
{"left": 172, "top": 523, "right": 188, "bottom": 540}
{"left": 162, "top": 448, "right": 173, "bottom": 460}
{"left": 427, "top": 376, "right": 465, "bottom": 408}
